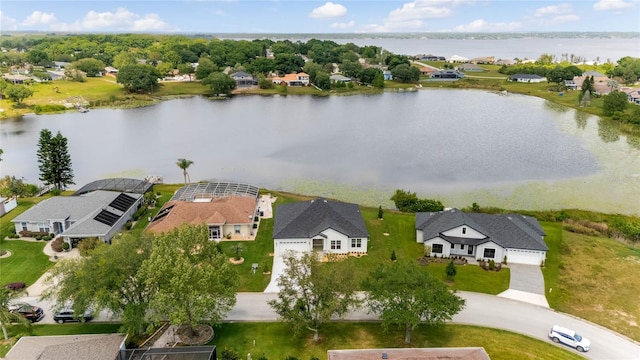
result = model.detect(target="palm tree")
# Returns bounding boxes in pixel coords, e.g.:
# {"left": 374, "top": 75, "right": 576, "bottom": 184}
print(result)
{"left": 176, "top": 158, "right": 194, "bottom": 185}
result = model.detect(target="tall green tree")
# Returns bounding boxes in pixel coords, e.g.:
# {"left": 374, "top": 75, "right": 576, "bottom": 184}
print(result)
{"left": 602, "top": 90, "right": 629, "bottom": 116}
{"left": 4, "top": 84, "right": 34, "bottom": 106}
{"left": 202, "top": 72, "right": 236, "bottom": 96}
{"left": 268, "top": 251, "right": 361, "bottom": 342}
{"left": 37, "top": 129, "right": 74, "bottom": 190}
{"left": 140, "top": 224, "right": 238, "bottom": 336}
{"left": 363, "top": 261, "right": 465, "bottom": 344}
{"left": 72, "top": 58, "right": 106, "bottom": 76}
{"left": 116, "top": 64, "right": 162, "bottom": 93}
{"left": 391, "top": 64, "right": 420, "bottom": 83}
{"left": 112, "top": 51, "right": 138, "bottom": 69}
{"left": 176, "top": 158, "right": 194, "bottom": 184}
{"left": 42, "top": 233, "right": 153, "bottom": 336}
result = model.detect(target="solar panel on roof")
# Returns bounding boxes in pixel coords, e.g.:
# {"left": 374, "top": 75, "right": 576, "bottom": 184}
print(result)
{"left": 109, "top": 193, "right": 137, "bottom": 212}
{"left": 94, "top": 209, "right": 120, "bottom": 226}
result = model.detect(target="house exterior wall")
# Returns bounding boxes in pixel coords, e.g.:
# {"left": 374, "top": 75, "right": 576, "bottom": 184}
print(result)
{"left": 475, "top": 241, "right": 504, "bottom": 262}
{"left": 442, "top": 225, "right": 485, "bottom": 239}
{"left": 515, "top": 77, "right": 544, "bottom": 83}
{"left": 320, "top": 228, "right": 350, "bottom": 254}
{"left": 221, "top": 223, "right": 254, "bottom": 239}
{"left": 424, "top": 237, "right": 451, "bottom": 257}
{"left": 416, "top": 229, "right": 424, "bottom": 243}
{"left": 275, "top": 230, "right": 368, "bottom": 255}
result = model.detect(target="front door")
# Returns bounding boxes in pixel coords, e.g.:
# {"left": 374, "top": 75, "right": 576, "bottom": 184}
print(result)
{"left": 312, "top": 239, "right": 323, "bottom": 251}
{"left": 467, "top": 245, "right": 474, "bottom": 255}
{"left": 209, "top": 226, "right": 220, "bottom": 240}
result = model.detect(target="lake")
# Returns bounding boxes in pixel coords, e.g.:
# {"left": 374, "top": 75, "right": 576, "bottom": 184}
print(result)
{"left": 2, "top": 89, "right": 639, "bottom": 215}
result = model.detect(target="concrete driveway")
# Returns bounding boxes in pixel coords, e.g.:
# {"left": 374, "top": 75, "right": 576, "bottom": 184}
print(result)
{"left": 498, "top": 263, "right": 549, "bottom": 308}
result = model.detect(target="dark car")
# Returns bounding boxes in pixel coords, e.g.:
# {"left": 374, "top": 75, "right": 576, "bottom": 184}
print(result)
{"left": 9, "top": 303, "right": 45, "bottom": 322}
{"left": 53, "top": 308, "right": 94, "bottom": 324}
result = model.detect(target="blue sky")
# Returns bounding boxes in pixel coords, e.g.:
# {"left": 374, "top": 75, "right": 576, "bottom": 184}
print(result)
{"left": 1, "top": 0, "right": 639, "bottom": 33}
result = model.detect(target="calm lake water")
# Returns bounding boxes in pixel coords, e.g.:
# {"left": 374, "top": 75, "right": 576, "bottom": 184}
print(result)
{"left": 2, "top": 90, "right": 639, "bottom": 215}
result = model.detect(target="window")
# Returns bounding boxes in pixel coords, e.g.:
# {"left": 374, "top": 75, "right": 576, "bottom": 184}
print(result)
{"left": 432, "top": 243, "right": 443, "bottom": 253}
{"left": 351, "top": 238, "right": 362, "bottom": 248}
{"left": 483, "top": 248, "right": 496, "bottom": 258}
{"left": 38, "top": 223, "right": 50, "bottom": 233}
{"left": 331, "top": 240, "right": 341, "bottom": 250}
{"left": 209, "top": 226, "right": 220, "bottom": 240}
{"left": 451, "top": 244, "right": 455, "bottom": 250}
{"left": 462, "top": 227, "right": 467, "bottom": 234}
{"left": 21, "top": 222, "right": 28, "bottom": 231}
{"left": 460, "top": 244, "right": 465, "bottom": 250}
{"left": 234, "top": 225, "right": 241, "bottom": 234}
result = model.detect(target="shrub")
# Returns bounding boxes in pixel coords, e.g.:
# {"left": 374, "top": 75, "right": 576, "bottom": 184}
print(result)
{"left": 220, "top": 348, "right": 240, "bottom": 360}
{"left": 19, "top": 230, "right": 49, "bottom": 238}
{"left": 33, "top": 104, "right": 67, "bottom": 114}
{"left": 489, "top": 259, "right": 495, "bottom": 271}
{"left": 257, "top": 355, "right": 268, "bottom": 360}
{"left": 78, "top": 237, "right": 104, "bottom": 256}
{"left": 260, "top": 259, "right": 272, "bottom": 273}
{"left": 446, "top": 260, "right": 457, "bottom": 280}
{"left": 378, "top": 205, "right": 384, "bottom": 219}
{"left": 132, "top": 207, "right": 146, "bottom": 221}
{"left": 390, "top": 250, "right": 397, "bottom": 261}
{"left": 9, "top": 233, "right": 20, "bottom": 239}
{"left": 503, "top": 255, "right": 508, "bottom": 265}
{"left": 62, "top": 242, "right": 70, "bottom": 251}
{"left": 51, "top": 237, "right": 64, "bottom": 252}
{"left": 124, "top": 221, "right": 133, "bottom": 230}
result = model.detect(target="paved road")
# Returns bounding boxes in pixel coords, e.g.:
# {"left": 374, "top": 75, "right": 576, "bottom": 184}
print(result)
{"left": 18, "top": 292, "right": 640, "bottom": 360}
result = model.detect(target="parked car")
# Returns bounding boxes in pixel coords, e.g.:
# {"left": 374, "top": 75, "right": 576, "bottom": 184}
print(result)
{"left": 9, "top": 303, "right": 45, "bottom": 322}
{"left": 53, "top": 308, "right": 94, "bottom": 324}
{"left": 549, "top": 325, "right": 591, "bottom": 352}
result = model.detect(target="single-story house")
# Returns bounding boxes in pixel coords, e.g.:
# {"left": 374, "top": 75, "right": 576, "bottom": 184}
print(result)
{"left": 457, "top": 63, "right": 485, "bottom": 72}
{"left": 0, "top": 196, "right": 18, "bottom": 217}
{"left": 278, "top": 72, "right": 310, "bottom": 86}
{"left": 574, "top": 70, "right": 610, "bottom": 90}
{"left": 104, "top": 66, "right": 118, "bottom": 76}
{"left": 509, "top": 74, "right": 545, "bottom": 83}
{"left": 5, "top": 334, "right": 127, "bottom": 360}
{"left": 46, "top": 70, "right": 65, "bottom": 80}
{"left": 622, "top": 87, "right": 640, "bottom": 104}
{"left": 448, "top": 55, "right": 469, "bottom": 63}
{"left": 383, "top": 70, "right": 393, "bottom": 81}
{"left": 564, "top": 80, "right": 578, "bottom": 90}
{"left": 419, "top": 66, "right": 437, "bottom": 75}
{"left": 330, "top": 74, "right": 351, "bottom": 83}
{"left": 415, "top": 208, "right": 548, "bottom": 265}
{"left": 328, "top": 347, "right": 490, "bottom": 360}
{"left": 147, "top": 182, "right": 260, "bottom": 241}
{"left": 273, "top": 198, "right": 369, "bottom": 255}
{"left": 470, "top": 56, "right": 495, "bottom": 65}
{"left": 12, "top": 190, "right": 143, "bottom": 247}
{"left": 419, "top": 54, "right": 446, "bottom": 61}
{"left": 53, "top": 61, "right": 71, "bottom": 70}
{"left": 2, "top": 73, "right": 30, "bottom": 84}
{"left": 429, "top": 70, "right": 464, "bottom": 79}
{"left": 495, "top": 59, "right": 517, "bottom": 66}
{"left": 230, "top": 71, "right": 258, "bottom": 87}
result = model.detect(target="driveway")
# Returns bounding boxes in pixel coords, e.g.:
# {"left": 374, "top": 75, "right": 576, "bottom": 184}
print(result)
{"left": 498, "top": 263, "right": 549, "bottom": 308}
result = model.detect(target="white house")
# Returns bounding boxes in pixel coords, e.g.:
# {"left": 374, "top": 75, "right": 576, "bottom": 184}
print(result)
{"left": 509, "top": 74, "right": 545, "bottom": 83}
{"left": 415, "top": 208, "right": 547, "bottom": 265}
{"left": 273, "top": 198, "right": 369, "bottom": 256}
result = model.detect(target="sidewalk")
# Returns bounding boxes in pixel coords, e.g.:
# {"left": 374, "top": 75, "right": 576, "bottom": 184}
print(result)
{"left": 26, "top": 239, "right": 80, "bottom": 297}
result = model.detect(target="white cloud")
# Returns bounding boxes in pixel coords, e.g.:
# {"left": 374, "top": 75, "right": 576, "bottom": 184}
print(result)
{"left": 309, "top": 2, "right": 347, "bottom": 19}
{"left": 371, "top": 0, "right": 475, "bottom": 32}
{"left": 594, "top": 0, "right": 635, "bottom": 10}
{"left": 48, "top": 8, "right": 174, "bottom": 32}
{"left": 21, "top": 11, "right": 57, "bottom": 26}
{"left": 453, "top": 19, "right": 522, "bottom": 32}
{"left": 330, "top": 20, "right": 355, "bottom": 29}
{"left": 0, "top": 11, "right": 18, "bottom": 31}
{"left": 533, "top": 3, "right": 573, "bottom": 17}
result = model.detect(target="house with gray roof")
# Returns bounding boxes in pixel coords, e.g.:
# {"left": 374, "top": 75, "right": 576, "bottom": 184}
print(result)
{"left": 415, "top": 208, "right": 547, "bottom": 265}
{"left": 330, "top": 74, "right": 352, "bottom": 83}
{"left": 5, "top": 334, "right": 127, "bottom": 360}
{"left": 230, "top": 71, "right": 258, "bottom": 87}
{"left": 12, "top": 190, "right": 142, "bottom": 248}
{"left": 273, "top": 198, "right": 369, "bottom": 255}
{"left": 509, "top": 74, "right": 545, "bottom": 83}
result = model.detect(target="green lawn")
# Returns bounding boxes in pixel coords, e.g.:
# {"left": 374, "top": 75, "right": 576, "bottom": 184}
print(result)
{"left": 0, "top": 197, "right": 54, "bottom": 286}
{"left": 211, "top": 322, "right": 582, "bottom": 360}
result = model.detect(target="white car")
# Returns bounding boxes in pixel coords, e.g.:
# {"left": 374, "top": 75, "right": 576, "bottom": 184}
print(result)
{"left": 549, "top": 325, "right": 591, "bottom": 352}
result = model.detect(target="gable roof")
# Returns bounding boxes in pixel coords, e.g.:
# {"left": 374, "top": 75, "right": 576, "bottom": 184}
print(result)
{"left": 5, "top": 334, "right": 126, "bottom": 360}
{"left": 583, "top": 70, "right": 607, "bottom": 78}
{"left": 273, "top": 198, "right": 368, "bottom": 239}
{"left": 147, "top": 196, "right": 257, "bottom": 233}
{"left": 416, "top": 208, "right": 547, "bottom": 251}
{"left": 509, "top": 73, "right": 544, "bottom": 80}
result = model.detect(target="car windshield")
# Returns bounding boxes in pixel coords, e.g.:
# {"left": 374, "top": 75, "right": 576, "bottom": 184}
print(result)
{"left": 574, "top": 333, "right": 582, "bottom": 341}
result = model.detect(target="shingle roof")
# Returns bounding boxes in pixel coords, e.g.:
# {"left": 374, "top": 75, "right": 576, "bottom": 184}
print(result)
{"left": 416, "top": 208, "right": 547, "bottom": 251}
{"left": 273, "top": 199, "right": 368, "bottom": 239}
{"left": 147, "top": 196, "right": 257, "bottom": 234}
{"left": 5, "top": 334, "right": 126, "bottom": 360}
{"left": 510, "top": 73, "right": 543, "bottom": 79}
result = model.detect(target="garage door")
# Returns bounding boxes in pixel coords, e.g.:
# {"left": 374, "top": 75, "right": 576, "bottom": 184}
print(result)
{"left": 274, "top": 240, "right": 310, "bottom": 255}
{"left": 507, "top": 249, "right": 543, "bottom": 265}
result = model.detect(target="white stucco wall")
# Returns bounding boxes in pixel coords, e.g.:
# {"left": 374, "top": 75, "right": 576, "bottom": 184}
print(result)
{"left": 424, "top": 237, "right": 451, "bottom": 257}
{"left": 442, "top": 225, "right": 485, "bottom": 239}
{"left": 475, "top": 241, "right": 504, "bottom": 262}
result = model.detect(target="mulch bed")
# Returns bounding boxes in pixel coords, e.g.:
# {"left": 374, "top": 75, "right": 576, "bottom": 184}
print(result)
{"left": 175, "top": 324, "right": 214, "bottom": 345}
